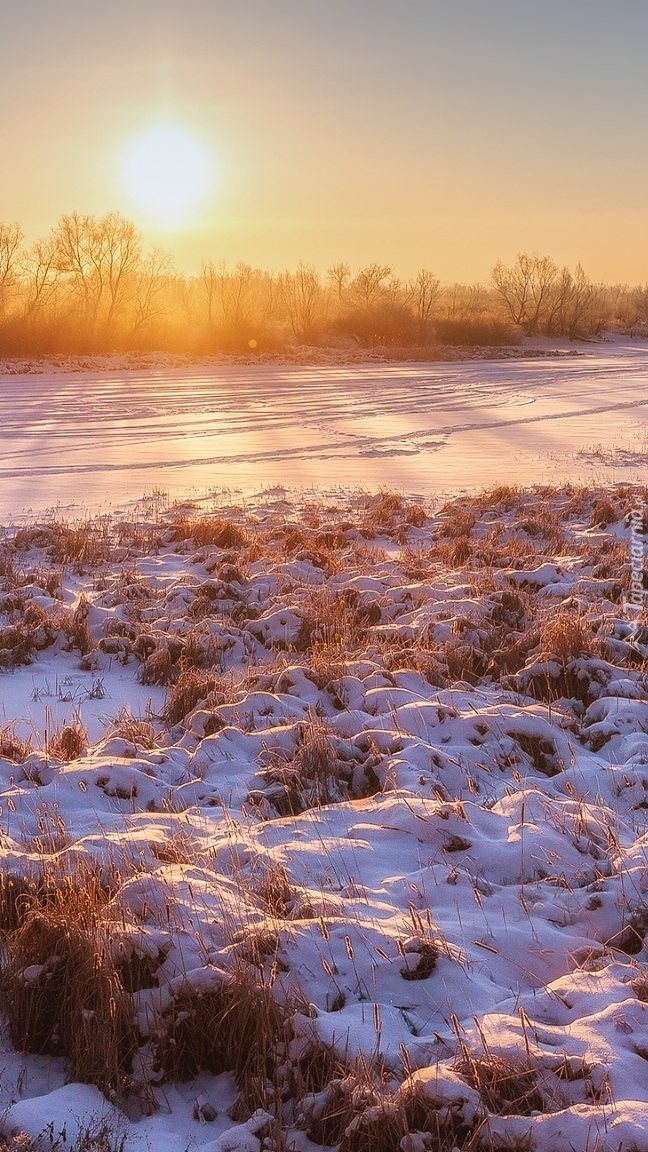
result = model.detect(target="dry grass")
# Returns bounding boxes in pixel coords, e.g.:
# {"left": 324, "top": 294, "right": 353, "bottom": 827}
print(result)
{"left": 252, "top": 862, "right": 295, "bottom": 918}
{"left": 14, "top": 517, "right": 114, "bottom": 569}
{"left": 404, "top": 503, "right": 428, "bottom": 528}
{"left": 539, "top": 612, "right": 595, "bottom": 662}
{"left": 257, "top": 721, "right": 359, "bottom": 815}
{"left": 472, "top": 484, "right": 523, "bottom": 512}
{"left": 435, "top": 536, "right": 473, "bottom": 568}
{"left": 67, "top": 595, "right": 94, "bottom": 655}
{"left": 360, "top": 490, "right": 428, "bottom": 538}
{"left": 454, "top": 1050, "right": 544, "bottom": 1116}
{"left": 152, "top": 966, "right": 285, "bottom": 1088}
{"left": 589, "top": 495, "right": 621, "bottom": 528}
{"left": 303, "top": 1066, "right": 381, "bottom": 1149}
{"left": 106, "top": 705, "right": 157, "bottom": 750}
{"left": 28, "top": 798, "right": 69, "bottom": 854}
{"left": 0, "top": 722, "right": 33, "bottom": 763}
{"left": 162, "top": 664, "right": 222, "bottom": 726}
{"left": 1, "top": 483, "right": 646, "bottom": 1138}
{"left": 308, "top": 1073, "right": 490, "bottom": 1152}
{"left": 138, "top": 643, "right": 177, "bottom": 686}
{"left": 294, "top": 589, "right": 361, "bottom": 653}
{"left": 0, "top": 1124, "right": 126, "bottom": 1152}
{"left": 0, "top": 873, "right": 44, "bottom": 934}
{"left": 0, "top": 598, "right": 98, "bottom": 670}
{"left": 168, "top": 514, "right": 249, "bottom": 550}
{"left": 0, "top": 621, "right": 37, "bottom": 669}
{"left": 289, "top": 592, "right": 367, "bottom": 687}
{"left": 1, "top": 871, "right": 137, "bottom": 1095}
{"left": 46, "top": 709, "right": 88, "bottom": 762}
{"left": 438, "top": 508, "right": 476, "bottom": 538}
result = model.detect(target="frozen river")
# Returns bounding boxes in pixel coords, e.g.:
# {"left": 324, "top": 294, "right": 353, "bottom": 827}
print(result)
{"left": 1, "top": 342, "right": 648, "bottom": 517}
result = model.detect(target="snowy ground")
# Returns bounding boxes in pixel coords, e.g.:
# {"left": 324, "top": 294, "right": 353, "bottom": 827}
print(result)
{"left": 1, "top": 339, "right": 647, "bottom": 521}
{"left": 1, "top": 484, "right": 648, "bottom": 1151}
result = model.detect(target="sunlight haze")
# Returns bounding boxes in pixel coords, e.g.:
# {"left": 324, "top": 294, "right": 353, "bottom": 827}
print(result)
{"left": 2, "top": 0, "right": 648, "bottom": 279}
{"left": 120, "top": 126, "right": 215, "bottom": 229}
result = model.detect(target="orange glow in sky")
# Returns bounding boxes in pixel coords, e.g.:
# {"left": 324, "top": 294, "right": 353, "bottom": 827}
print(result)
{"left": 2, "top": 1, "right": 648, "bottom": 280}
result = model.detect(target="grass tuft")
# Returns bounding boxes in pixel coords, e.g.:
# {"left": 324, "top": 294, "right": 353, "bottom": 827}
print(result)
{"left": 0, "top": 722, "right": 33, "bottom": 763}
{"left": 47, "top": 710, "right": 88, "bottom": 762}
{"left": 152, "top": 966, "right": 285, "bottom": 1086}
{"left": 1, "top": 872, "right": 137, "bottom": 1095}
{"left": 454, "top": 1050, "right": 544, "bottom": 1117}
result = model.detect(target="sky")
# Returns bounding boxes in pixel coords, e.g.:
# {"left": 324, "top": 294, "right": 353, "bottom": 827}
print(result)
{"left": 1, "top": 0, "right": 647, "bottom": 282}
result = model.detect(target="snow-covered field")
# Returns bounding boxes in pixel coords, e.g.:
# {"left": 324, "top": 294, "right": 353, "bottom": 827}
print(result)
{"left": 1, "top": 479, "right": 648, "bottom": 1152}
{"left": 1, "top": 339, "right": 647, "bottom": 520}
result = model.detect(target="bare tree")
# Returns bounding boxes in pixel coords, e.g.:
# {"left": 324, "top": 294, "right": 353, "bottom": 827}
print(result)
{"left": 335, "top": 266, "right": 418, "bottom": 347}
{"left": 491, "top": 252, "right": 558, "bottom": 335}
{"left": 443, "top": 282, "right": 462, "bottom": 320}
{"left": 217, "top": 261, "right": 255, "bottom": 329}
{"left": 608, "top": 282, "right": 643, "bottom": 328}
{"left": 201, "top": 260, "right": 218, "bottom": 328}
{"left": 131, "top": 249, "right": 174, "bottom": 338}
{"left": 632, "top": 284, "right": 648, "bottom": 325}
{"left": 546, "top": 266, "right": 608, "bottom": 340}
{"left": 102, "top": 214, "right": 141, "bottom": 332}
{"left": 0, "top": 222, "right": 24, "bottom": 317}
{"left": 201, "top": 261, "right": 275, "bottom": 348}
{"left": 351, "top": 263, "right": 393, "bottom": 307}
{"left": 407, "top": 268, "right": 441, "bottom": 334}
{"left": 280, "top": 263, "right": 326, "bottom": 345}
{"left": 327, "top": 261, "right": 351, "bottom": 301}
{"left": 52, "top": 212, "right": 141, "bottom": 334}
{"left": 0, "top": 209, "right": 637, "bottom": 354}
{"left": 21, "top": 237, "right": 60, "bottom": 319}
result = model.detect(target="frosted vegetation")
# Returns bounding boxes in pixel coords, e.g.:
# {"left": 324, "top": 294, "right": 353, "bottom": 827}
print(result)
{"left": 1, "top": 215, "right": 648, "bottom": 355}
{"left": 1, "top": 484, "right": 648, "bottom": 1151}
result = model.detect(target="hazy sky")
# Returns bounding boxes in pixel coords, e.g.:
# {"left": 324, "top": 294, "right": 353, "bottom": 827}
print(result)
{"left": 2, "top": 0, "right": 647, "bottom": 281}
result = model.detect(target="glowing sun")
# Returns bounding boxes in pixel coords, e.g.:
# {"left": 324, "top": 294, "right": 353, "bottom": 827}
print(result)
{"left": 121, "top": 126, "right": 214, "bottom": 227}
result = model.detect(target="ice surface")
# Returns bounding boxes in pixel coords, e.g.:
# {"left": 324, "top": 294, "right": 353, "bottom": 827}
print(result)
{"left": 0, "top": 340, "right": 647, "bottom": 520}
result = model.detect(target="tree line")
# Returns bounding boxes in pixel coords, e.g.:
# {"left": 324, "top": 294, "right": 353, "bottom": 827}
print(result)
{"left": 1, "top": 212, "right": 647, "bottom": 355}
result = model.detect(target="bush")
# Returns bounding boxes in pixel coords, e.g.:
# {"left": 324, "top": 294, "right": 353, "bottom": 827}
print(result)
{"left": 434, "top": 318, "right": 521, "bottom": 346}
{"left": 335, "top": 301, "right": 420, "bottom": 348}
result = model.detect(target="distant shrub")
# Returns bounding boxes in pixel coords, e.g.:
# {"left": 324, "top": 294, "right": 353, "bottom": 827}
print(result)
{"left": 435, "top": 318, "right": 521, "bottom": 346}
{"left": 335, "top": 301, "right": 419, "bottom": 347}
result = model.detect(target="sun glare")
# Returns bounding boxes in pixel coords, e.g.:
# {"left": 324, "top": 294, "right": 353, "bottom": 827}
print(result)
{"left": 121, "top": 125, "right": 214, "bottom": 227}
